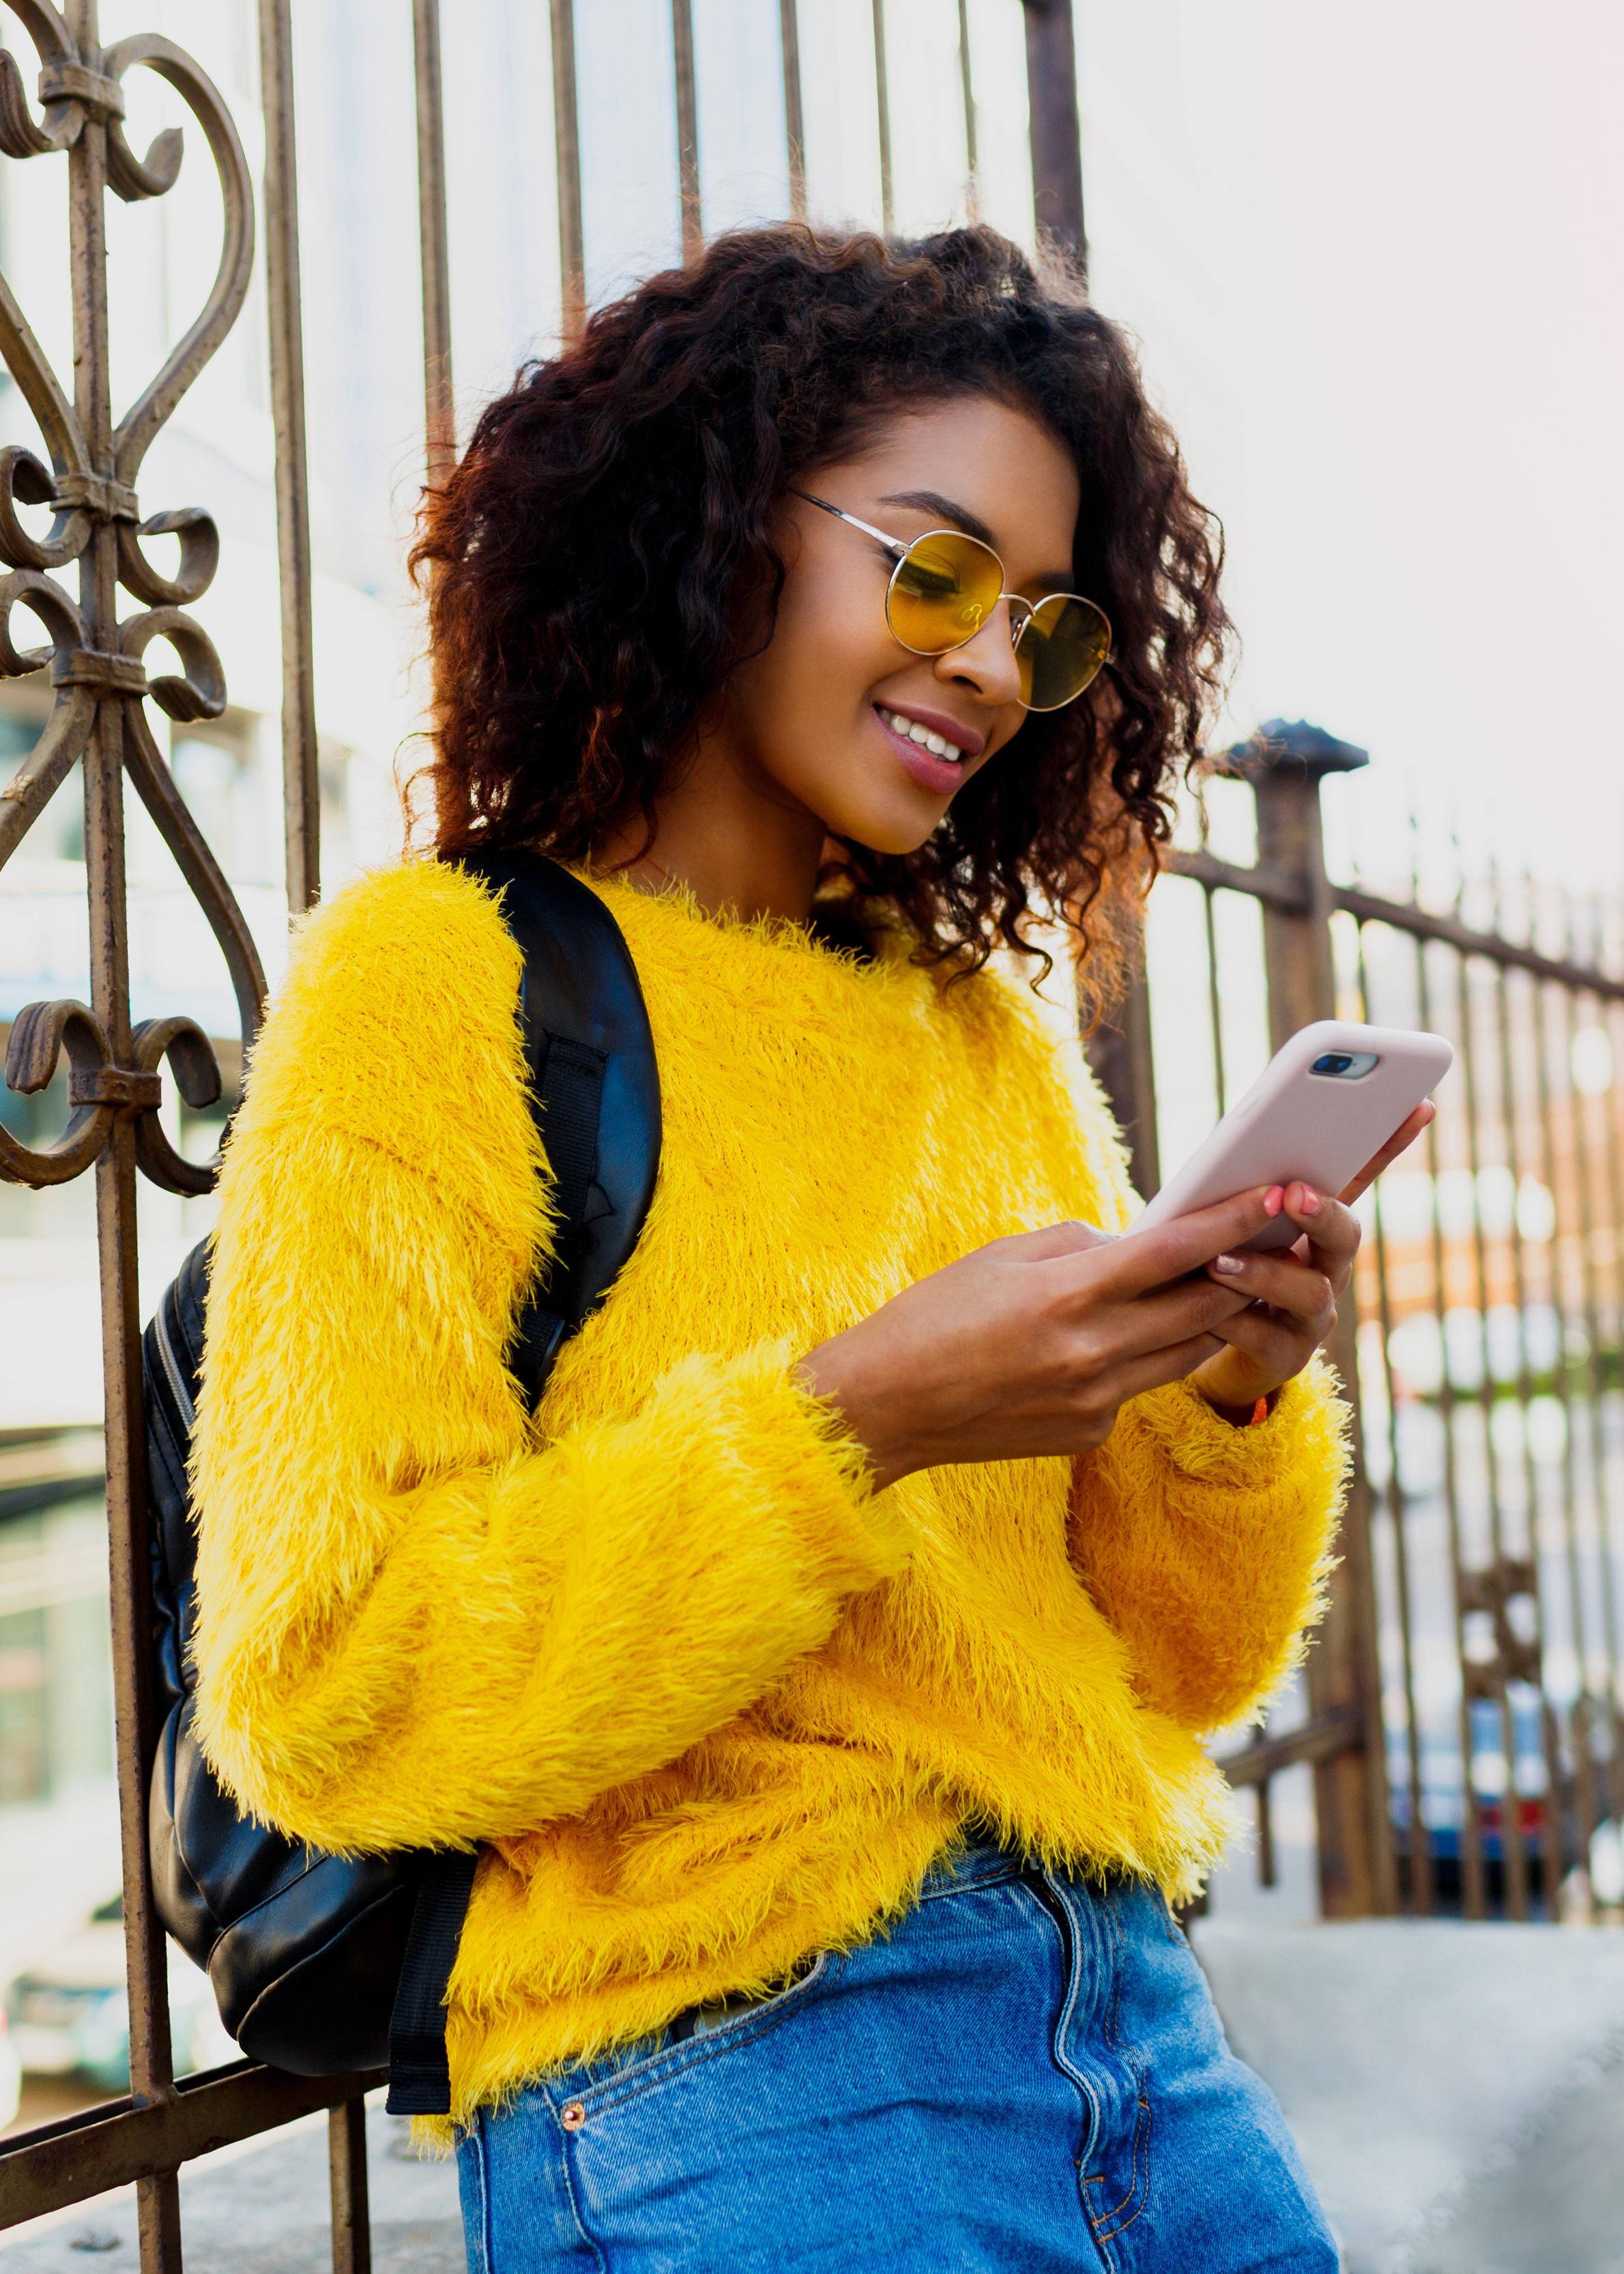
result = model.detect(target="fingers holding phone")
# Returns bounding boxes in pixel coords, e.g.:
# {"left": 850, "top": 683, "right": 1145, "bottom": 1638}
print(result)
{"left": 1189, "top": 1099, "right": 1438, "bottom": 1416}
{"left": 801, "top": 1025, "right": 1451, "bottom": 1481}
{"left": 798, "top": 1184, "right": 1292, "bottom": 1489}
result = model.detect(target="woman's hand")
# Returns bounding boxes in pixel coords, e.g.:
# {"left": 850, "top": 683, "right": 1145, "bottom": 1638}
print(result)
{"left": 800, "top": 1185, "right": 1290, "bottom": 1491}
{"left": 1189, "top": 1103, "right": 1436, "bottom": 1421}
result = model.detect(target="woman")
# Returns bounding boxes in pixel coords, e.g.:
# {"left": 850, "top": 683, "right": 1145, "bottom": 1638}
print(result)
{"left": 192, "top": 227, "right": 1410, "bottom": 2271}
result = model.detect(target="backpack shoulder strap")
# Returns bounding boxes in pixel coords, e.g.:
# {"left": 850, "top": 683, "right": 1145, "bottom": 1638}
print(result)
{"left": 388, "top": 849, "right": 661, "bottom": 2117}
{"left": 455, "top": 848, "right": 662, "bottom": 1411}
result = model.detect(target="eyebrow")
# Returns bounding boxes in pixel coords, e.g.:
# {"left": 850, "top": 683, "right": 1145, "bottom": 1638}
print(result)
{"left": 876, "top": 489, "right": 1074, "bottom": 592}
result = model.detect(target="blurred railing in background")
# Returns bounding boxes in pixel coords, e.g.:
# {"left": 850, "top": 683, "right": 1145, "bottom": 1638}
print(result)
{"left": 1094, "top": 725, "right": 1624, "bottom": 1926}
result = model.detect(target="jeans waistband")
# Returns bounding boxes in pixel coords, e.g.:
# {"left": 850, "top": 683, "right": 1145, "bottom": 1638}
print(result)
{"left": 917, "top": 1828, "right": 1028, "bottom": 1900}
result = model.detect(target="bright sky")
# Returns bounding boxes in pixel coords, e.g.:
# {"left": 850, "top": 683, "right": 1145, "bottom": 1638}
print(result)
{"left": 1076, "top": 0, "right": 1624, "bottom": 893}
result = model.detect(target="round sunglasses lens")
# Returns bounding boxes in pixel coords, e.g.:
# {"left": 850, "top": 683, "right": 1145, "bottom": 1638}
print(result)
{"left": 1013, "top": 594, "right": 1112, "bottom": 710}
{"left": 886, "top": 531, "right": 1004, "bottom": 654}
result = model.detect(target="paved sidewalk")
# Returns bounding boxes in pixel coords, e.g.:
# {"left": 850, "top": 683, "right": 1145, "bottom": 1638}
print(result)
{"left": 1194, "top": 1916, "right": 1624, "bottom": 2273}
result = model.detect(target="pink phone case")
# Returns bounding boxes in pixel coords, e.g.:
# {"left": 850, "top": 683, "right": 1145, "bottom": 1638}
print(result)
{"left": 1131, "top": 1021, "right": 1454, "bottom": 1252}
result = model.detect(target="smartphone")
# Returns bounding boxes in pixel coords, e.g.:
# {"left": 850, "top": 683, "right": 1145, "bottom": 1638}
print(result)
{"left": 1130, "top": 1021, "right": 1453, "bottom": 1253}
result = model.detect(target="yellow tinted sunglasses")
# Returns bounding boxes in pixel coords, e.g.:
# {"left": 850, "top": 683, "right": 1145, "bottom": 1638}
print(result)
{"left": 793, "top": 491, "right": 1111, "bottom": 713}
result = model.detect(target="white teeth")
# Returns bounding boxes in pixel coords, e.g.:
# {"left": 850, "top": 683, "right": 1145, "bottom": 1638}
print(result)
{"left": 880, "top": 708, "right": 963, "bottom": 763}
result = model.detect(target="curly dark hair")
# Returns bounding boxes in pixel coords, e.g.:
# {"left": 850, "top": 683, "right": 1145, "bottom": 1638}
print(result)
{"left": 410, "top": 223, "right": 1230, "bottom": 987}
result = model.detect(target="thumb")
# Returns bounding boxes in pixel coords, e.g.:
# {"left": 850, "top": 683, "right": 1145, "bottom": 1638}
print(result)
{"left": 989, "top": 1219, "right": 1118, "bottom": 1263}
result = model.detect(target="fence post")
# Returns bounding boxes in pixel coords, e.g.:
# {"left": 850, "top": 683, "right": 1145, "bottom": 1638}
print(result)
{"left": 1219, "top": 720, "right": 1400, "bottom": 1917}
{"left": 1086, "top": 957, "right": 1160, "bottom": 1200}
{"left": 1021, "top": 0, "right": 1086, "bottom": 267}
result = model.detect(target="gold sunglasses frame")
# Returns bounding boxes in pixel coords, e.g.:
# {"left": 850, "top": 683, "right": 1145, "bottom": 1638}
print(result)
{"left": 792, "top": 490, "right": 1112, "bottom": 713}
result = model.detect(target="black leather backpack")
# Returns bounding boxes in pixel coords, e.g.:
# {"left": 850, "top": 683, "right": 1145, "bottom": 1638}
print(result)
{"left": 143, "top": 854, "right": 661, "bottom": 2114}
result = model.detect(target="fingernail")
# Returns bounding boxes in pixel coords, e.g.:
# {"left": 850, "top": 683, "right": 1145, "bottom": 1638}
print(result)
{"left": 1299, "top": 1186, "right": 1322, "bottom": 1216}
{"left": 1212, "top": 1253, "right": 1246, "bottom": 1275}
{"left": 1264, "top": 1186, "right": 1284, "bottom": 1217}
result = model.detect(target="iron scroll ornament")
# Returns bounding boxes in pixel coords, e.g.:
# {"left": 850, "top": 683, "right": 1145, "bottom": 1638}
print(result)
{"left": 0, "top": 0, "right": 266, "bottom": 1197}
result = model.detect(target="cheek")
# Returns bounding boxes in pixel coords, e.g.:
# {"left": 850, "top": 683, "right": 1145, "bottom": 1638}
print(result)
{"left": 757, "top": 559, "right": 891, "bottom": 715}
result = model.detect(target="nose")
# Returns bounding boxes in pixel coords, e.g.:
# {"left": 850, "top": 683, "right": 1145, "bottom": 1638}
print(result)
{"left": 931, "top": 596, "right": 1024, "bottom": 710}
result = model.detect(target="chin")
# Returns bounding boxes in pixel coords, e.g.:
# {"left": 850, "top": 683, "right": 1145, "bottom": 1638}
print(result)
{"left": 817, "top": 795, "right": 947, "bottom": 860}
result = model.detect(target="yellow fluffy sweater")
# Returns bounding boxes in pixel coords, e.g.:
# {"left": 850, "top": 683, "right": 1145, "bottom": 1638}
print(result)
{"left": 192, "top": 858, "right": 1347, "bottom": 2124}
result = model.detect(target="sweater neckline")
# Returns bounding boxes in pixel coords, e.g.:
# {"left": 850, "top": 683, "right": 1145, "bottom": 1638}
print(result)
{"left": 575, "top": 862, "right": 915, "bottom": 984}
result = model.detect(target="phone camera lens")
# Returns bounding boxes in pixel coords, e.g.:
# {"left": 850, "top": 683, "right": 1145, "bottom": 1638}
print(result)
{"left": 1311, "top": 1053, "right": 1354, "bottom": 1075}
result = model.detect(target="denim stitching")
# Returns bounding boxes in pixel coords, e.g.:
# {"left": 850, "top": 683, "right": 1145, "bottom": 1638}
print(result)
{"left": 1085, "top": 1890, "right": 1155, "bottom": 2241}
{"left": 1156, "top": 1887, "right": 1188, "bottom": 1949}
{"left": 1102, "top": 1886, "right": 1127, "bottom": 2050}
{"left": 1083, "top": 1891, "right": 1127, "bottom": 2196}
{"left": 561, "top": 1951, "right": 839, "bottom": 2122}
{"left": 1092, "top": 2092, "right": 1152, "bottom": 2242}
{"left": 916, "top": 1854, "right": 1025, "bottom": 1901}
{"left": 463, "top": 2112, "right": 493, "bottom": 2274}
{"left": 555, "top": 2116, "right": 610, "bottom": 2273}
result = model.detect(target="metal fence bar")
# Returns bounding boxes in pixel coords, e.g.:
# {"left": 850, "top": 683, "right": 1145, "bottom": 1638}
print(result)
{"left": 1021, "top": 0, "right": 1085, "bottom": 264}
{"left": 414, "top": 0, "right": 456, "bottom": 489}
{"left": 268, "top": 1, "right": 366, "bottom": 2222}
{"left": 1202, "top": 884, "right": 1226, "bottom": 1115}
{"left": 549, "top": 0, "right": 585, "bottom": 339}
{"left": 1084, "top": 939, "right": 1160, "bottom": 1199}
{"left": 1598, "top": 979, "right": 1624, "bottom": 1812}
{"left": 1411, "top": 933, "right": 1489, "bottom": 1917}
{"left": 260, "top": 0, "right": 320, "bottom": 915}
{"left": 63, "top": 8, "right": 182, "bottom": 2260}
{"left": 1165, "top": 845, "right": 1305, "bottom": 911}
{"left": 1487, "top": 929, "right": 1567, "bottom": 1912}
{"left": 1355, "top": 920, "right": 1432, "bottom": 1912}
{"left": 1335, "top": 884, "right": 1624, "bottom": 1002}
{"left": 1, "top": 2065, "right": 386, "bottom": 2226}
{"left": 672, "top": 0, "right": 703, "bottom": 262}
{"left": 328, "top": 2094, "right": 371, "bottom": 2274}
{"left": 1528, "top": 962, "right": 1603, "bottom": 1909}
{"left": 779, "top": 0, "right": 807, "bottom": 219}
{"left": 956, "top": 0, "right": 978, "bottom": 218}
{"left": 1453, "top": 946, "right": 1533, "bottom": 1916}
{"left": 870, "top": 0, "right": 893, "bottom": 233}
{"left": 1562, "top": 972, "right": 1624, "bottom": 1834}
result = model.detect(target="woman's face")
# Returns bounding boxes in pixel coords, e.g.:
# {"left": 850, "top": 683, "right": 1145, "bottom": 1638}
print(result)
{"left": 718, "top": 394, "right": 1082, "bottom": 856}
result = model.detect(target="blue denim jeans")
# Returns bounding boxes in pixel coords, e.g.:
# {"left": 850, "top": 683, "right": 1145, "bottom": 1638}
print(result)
{"left": 457, "top": 1838, "right": 1336, "bottom": 2272}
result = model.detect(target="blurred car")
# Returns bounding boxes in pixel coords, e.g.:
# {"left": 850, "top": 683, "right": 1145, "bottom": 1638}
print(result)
{"left": 2, "top": 1894, "right": 237, "bottom": 2094}
{"left": 0, "top": 2006, "right": 20, "bottom": 2129}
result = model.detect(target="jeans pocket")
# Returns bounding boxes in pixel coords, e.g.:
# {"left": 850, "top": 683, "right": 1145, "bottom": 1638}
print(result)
{"left": 565, "top": 1951, "right": 834, "bottom": 2118}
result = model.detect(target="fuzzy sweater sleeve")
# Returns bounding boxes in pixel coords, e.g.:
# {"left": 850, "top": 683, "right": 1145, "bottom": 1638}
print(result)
{"left": 1067, "top": 1360, "right": 1350, "bottom": 1734}
{"left": 189, "top": 864, "right": 911, "bottom": 1854}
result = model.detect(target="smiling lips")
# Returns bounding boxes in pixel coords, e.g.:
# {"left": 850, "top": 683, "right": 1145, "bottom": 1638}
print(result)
{"left": 873, "top": 704, "right": 984, "bottom": 796}
{"left": 877, "top": 704, "right": 969, "bottom": 763}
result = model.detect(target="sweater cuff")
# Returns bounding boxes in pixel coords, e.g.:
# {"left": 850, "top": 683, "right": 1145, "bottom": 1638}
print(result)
{"left": 687, "top": 1335, "right": 916, "bottom": 1586}
{"left": 1122, "top": 1356, "right": 1349, "bottom": 1489}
